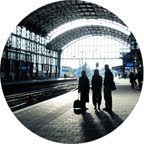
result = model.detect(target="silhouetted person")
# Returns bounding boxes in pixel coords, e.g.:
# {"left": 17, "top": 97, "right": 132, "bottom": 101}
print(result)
{"left": 118, "top": 73, "right": 121, "bottom": 79}
{"left": 124, "top": 73, "right": 127, "bottom": 79}
{"left": 78, "top": 70, "right": 90, "bottom": 110}
{"left": 91, "top": 69, "right": 102, "bottom": 110}
{"left": 103, "top": 64, "right": 114, "bottom": 113}
{"left": 129, "top": 71, "right": 136, "bottom": 89}
{"left": 137, "top": 70, "right": 143, "bottom": 89}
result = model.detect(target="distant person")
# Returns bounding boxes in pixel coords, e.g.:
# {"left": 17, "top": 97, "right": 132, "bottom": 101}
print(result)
{"left": 129, "top": 71, "right": 136, "bottom": 89}
{"left": 64, "top": 74, "right": 67, "bottom": 78}
{"left": 103, "top": 64, "right": 114, "bottom": 113}
{"left": 124, "top": 73, "right": 127, "bottom": 79}
{"left": 91, "top": 69, "right": 102, "bottom": 110}
{"left": 137, "top": 70, "right": 143, "bottom": 89}
{"left": 118, "top": 73, "right": 121, "bottom": 79}
{"left": 78, "top": 70, "right": 90, "bottom": 110}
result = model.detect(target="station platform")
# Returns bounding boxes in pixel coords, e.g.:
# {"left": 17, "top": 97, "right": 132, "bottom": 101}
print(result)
{"left": 2, "top": 78, "right": 77, "bottom": 96}
{"left": 14, "top": 79, "right": 141, "bottom": 143}
{"left": 2, "top": 78, "right": 77, "bottom": 85}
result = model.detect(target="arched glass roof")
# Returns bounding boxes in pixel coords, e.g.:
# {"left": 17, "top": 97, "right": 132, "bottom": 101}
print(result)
{"left": 48, "top": 25, "right": 130, "bottom": 51}
{"left": 18, "top": 0, "right": 126, "bottom": 36}
{"left": 47, "top": 19, "right": 129, "bottom": 41}
{"left": 18, "top": 0, "right": 137, "bottom": 51}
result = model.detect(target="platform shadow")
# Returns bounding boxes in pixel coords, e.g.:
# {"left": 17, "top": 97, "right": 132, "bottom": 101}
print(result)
{"left": 79, "top": 110, "right": 123, "bottom": 142}
{"left": 95, "top": 110, "right": 123, "bottom": 132}
{"left": 81, "top": 112, "right": 103, "bottom": 142}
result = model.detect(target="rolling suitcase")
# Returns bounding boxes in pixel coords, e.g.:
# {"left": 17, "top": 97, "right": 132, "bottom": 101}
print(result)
{"left": 73, "top": 94, "right": 81, "bottom": 109}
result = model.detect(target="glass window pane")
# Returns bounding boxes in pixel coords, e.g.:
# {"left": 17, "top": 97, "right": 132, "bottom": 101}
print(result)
{"left": 12, "top": 35, "right": 16, "bottom": 48}
{"left": 21, "top": 27, "right": 26, "bottom": 38}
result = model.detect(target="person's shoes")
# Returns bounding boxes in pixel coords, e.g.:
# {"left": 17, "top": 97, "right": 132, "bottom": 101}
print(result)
{"left": 98, "top": 106, "right": 101, "bottom": 110}
{"left": 108, "top": 110, "right": 113, "bottom": 114}
{"left": 103, "top": 108, "right": 108, "bottom": 112}
{"left": 85, "top": 107, "right": 89, "bottom": 110}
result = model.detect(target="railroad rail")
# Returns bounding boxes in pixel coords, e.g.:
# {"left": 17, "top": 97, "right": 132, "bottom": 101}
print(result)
{"left": 2, "top": 78, "right": 78, "bottom": 111}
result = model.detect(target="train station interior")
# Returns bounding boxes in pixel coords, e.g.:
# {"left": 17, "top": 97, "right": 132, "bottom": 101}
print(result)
{"left": 0, "top": 0, "right": 143, "bottom": 143}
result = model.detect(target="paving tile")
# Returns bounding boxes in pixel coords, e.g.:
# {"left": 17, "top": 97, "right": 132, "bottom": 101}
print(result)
{"left": 14, "top": 79, "right": 141, "bottom": 143}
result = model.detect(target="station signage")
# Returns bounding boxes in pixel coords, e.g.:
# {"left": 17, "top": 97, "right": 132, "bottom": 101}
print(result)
{"left": 126, "top": 63, "right": 134, "bottom": 67}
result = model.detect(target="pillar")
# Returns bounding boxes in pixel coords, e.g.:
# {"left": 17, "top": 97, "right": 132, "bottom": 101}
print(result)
{"left": 57, "top": 50, "right": 62, "bottom": 78}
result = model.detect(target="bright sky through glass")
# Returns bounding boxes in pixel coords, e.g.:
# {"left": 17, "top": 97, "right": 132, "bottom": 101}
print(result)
{"left": 61, "top": 35, "right": 130, "bottom": 69}
{"left": 47, "top": 19, "right": 130, "bottom": 42}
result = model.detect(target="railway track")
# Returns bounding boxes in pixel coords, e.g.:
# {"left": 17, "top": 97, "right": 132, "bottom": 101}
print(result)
{"left": 4, "top": 81, "right": 78, "bottom": 111}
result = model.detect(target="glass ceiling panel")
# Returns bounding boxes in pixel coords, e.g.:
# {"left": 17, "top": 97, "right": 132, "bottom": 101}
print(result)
{"left": 47, "top": 19, "right": 130, "bottom": 42}
{"left": 61, "top": 35, "right": 130, "bottom": 69}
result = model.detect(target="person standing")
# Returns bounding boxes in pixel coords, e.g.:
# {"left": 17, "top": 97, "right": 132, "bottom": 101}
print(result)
{"left": 78, "top": 70, "right": 90, "bottom": 110}
{"left": 91, "top": 69, "right": 102, "bottom": 110}
{"left": 129, "top": 71, "right": 136, "bottom": 89}
{"left": 137, "top": 70, "right": 143, "bottom": 89}
{"left": 103, "top": 64, "right": 114, "bottom": 113}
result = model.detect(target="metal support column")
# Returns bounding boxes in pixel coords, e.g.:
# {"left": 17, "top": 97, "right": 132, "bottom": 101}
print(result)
{"left": 57, "top": 50, "right": 62, "bottom": 78}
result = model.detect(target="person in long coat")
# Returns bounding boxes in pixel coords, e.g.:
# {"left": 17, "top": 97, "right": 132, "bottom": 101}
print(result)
{"left": 129, "top": 71, "right": 136, "bottom": 89}
{"left": 78, "top": 70, "right": 90, "bottom": 110}
{"left": 91, "top": 69, "right": 102, "bottom": 110}
{"left": 103, "top": 64, "right": 114, "bottom": 113}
